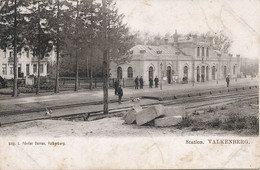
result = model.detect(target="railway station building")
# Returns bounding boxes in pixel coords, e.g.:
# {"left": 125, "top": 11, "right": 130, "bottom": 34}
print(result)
{"left": 110, "top": 31, "right": 241, "bottom": 86}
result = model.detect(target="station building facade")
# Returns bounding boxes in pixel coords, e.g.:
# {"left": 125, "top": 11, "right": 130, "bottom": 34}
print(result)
{"left": 110, "top": 33, "right": 241, "bottom": 86}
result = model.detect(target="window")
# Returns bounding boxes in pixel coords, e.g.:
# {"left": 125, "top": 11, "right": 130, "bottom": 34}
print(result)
{"left": 10, "top": 64, "right": 14, "bottom": 75}
{"left": 9, "top": 51, "right": 13, "bottom": 58}
{"left": 26, "top": 51, "right": 29, "bottom": 58}
{"left": 2, "top": 64, "right": 7, "bottom": 75}
{"left": 233, "top": 65, "right": 236, "bottom": 75}
{"left": 3, "top": 50, "right": 6, "bottom": 58}
{"left": 202, "top": 47, "right": 204, "bottom": 56}
{"left": 197, "top": 47, "right": 200, "bottom": 56}
{"left": 33, "top": 64, "right": 37, "bottom": 74}
{"left": 26, "top": 64, "right": 30, "bottom": 76}
{"left": 184, "top": 66, "right": 188, "bottom": 78}
{"left": 127, "top": 67, "right": 133, "bottom": 78}
{"left": 40, "top": 64, "right": 44, "bottom": 74}
{"left": 117, "top": 67, "right": 122, "bottom": 79}
{"left": 206, "top": 47, "right": 209, "bottom": 57}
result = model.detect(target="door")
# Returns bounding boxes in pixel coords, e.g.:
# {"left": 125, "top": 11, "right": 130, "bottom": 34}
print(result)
{"left": 212, "top": 66, "right": 215, "bottom": 80}
{"left": 223, "top": 66, "right": 227, "bottom": 78}
{"left": 206, "top": 66, "right": 209, "bottom": 81}
{"left": 149, "top": 66, "right": 153, "bottom": 80}
{"left": 167, "top": 66, "right": 171, "bottom": 84}
{"left": 201, "top": 66, "right": 205, "bottom": 82}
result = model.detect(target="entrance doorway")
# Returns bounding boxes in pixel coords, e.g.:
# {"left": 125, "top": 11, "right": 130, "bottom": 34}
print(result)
{"left": 167, "top": 66, "right": 171, "bottom": 84}
{"left": 148, "top": 66, "right": 153, "bottom": 80}
{"left": 223, "top": 66, "right": 227, "bottom": 78}
{"left": 201, "top": 66, "right": 205, "bottom": 82}
{"left": 197, "top": 66, "right": 200, "bottom": 82}
{"left": 206, "top": 66, "right": 209, "bottom": 81}
{"left": 212, "top": 66, "right": 215, "bottom": 80}
{"left": 183, "top": 66, "right": 188, "bottom": 83}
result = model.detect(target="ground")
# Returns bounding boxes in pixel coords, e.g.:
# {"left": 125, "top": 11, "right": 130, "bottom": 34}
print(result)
{"left": 0, "top": 98, "right": 258, "bottom": 137}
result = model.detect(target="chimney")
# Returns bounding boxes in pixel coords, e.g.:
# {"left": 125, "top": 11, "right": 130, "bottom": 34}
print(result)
{"left": 164, "top": 38, "right": 168, "bottom": 46}
{"left": 173, "top": 29, "right": 178, "bottom": 44}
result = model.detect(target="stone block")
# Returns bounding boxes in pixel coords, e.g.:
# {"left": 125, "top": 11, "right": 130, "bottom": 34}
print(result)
{"left": 164, "top": 106, "right": 185, "bottom": 117}
{"left": 154, "top": 116, "right": 183, "bottom": 127}
{"left": 135, "top": 104, "right": 165, "bottom": 126}
{"left": 124, "top": 110, "right": 137, "bottom": 124}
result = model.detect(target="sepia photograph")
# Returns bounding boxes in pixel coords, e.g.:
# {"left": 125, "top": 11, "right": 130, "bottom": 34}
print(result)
{"left": 0, "top": 0, "right": 259, "bottom": 169}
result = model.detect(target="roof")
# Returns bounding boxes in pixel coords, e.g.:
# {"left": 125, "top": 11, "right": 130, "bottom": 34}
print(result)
{"left": 130, "top": 45, "right": 182, "bottom": 57}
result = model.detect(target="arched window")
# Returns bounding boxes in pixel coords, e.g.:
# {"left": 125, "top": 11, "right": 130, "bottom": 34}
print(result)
{"left": 206, "top": 47, "right": 209, "bottom": 57}
{"left": 127, "top": 67, "right": 133, "bottom": 78}
{"left": 202, "top": 47, "right": 205, "bottom": 56}
{"left": 117, "top": 67, "right": 122, "bottom": 79}
{"left": 184, "top": 66, "right": 188, "bottom": 78}
{"left": 197, "top": 47, "right": 200, "bottom": 57}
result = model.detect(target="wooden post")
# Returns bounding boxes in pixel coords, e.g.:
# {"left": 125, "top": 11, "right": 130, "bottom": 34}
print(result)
{"left": 12, "top": 0, "right": 18, "bottom": 97}
{"left": 102, "top": 0, "right": 109, "bottom": 114}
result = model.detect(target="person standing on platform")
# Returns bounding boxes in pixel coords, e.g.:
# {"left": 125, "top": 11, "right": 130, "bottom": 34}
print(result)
{"left": 118, "top": 85, "right": 123, "bottom": 104}
{"left": 149, "top": 78, "right": 153, "bottom": 88}
{"left": 114, "top": 79, "right": 119, "bottom": 95}
{"left": 134, "top": 76, "right": 139, "bottom": 89}
{"left": 226, "top": 75, "right": 230, "bottom": 87}
{"left": 154, "top": 76, "right": 159, "bottom": 88}
{"left": 139, "top": 76, "right": 143, "bottom": 89}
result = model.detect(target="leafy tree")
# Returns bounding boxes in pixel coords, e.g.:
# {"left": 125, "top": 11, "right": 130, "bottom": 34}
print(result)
{"left": 26, "top": 0, "right": 54, "bottom": 95}
{"left": 0, "top": 0, "right": 29, "bottom": 97}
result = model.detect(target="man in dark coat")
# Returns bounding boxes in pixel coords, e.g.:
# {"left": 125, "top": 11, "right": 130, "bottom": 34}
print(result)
{"left": 118, "top": 85, "right": 123, "bottom": 104}
{"left": 139, "top": 76, "right": 143, "bottom": 89}
{"left": 226, "top": 75, "right": 230, "bottom": 87}
{"left": 114, "top": 79, "right": 119, "bottom": 95}
{"left": 154, "top": 76, "right": 159, "bottom": 88}
{"left": 149, "top": 78, "right": 153, "bottom": 88}
{"left": 134, "top": 76, "right": 139, "bottom": 89}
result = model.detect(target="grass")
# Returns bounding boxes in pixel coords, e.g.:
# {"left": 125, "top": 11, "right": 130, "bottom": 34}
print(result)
{"left": 176, "top": 105, "right": 259, "bottom": 135}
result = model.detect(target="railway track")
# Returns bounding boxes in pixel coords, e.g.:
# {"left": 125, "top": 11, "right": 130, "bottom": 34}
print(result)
{"left": 0, "top": 86, "right": 258, "bottom": 126}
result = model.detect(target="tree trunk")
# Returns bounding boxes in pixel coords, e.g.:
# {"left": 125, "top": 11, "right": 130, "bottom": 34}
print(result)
{"left": 102, "top": 0, "right": 108, "bottom": 114}
{"left": 12, "top": 0, "right": 18, "bottom": 97}
{"left": 55, "top": 0, "right": 60, "bottom": 93}
{"left": 75, "top": 51, "right": 79, "bottom": 91}
{"left": 36, "top": 2, "right": 41, "bottom": 95}
{"left": 36, "top": 54, "right": 40, "bottom": 95}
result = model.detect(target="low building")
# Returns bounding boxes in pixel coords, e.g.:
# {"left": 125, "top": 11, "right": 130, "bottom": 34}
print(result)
{"left": 110, "top": 31, "right": 241, "bottom": 86}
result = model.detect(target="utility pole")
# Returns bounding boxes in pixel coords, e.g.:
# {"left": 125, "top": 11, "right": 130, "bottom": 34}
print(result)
{"left": 217, "top": 54, "right": 221, "bottom": 84}
{"left": 102, "top": 0, "right": 109, "bottom": 114}
{"left": 12, "top": 0, "right": 18, "bottom": 97}
{"left": 55, "top": 0, "right": 60, "bottom": 93}
{"left": 74, "top": 0, "right": 79, "bottom": 91}
{"left": 160, "top": 62, "right": 162, "bottom": 90}
{"left": 89, "top": 0, "right": 94, "bottom": 90}
{"left": 192, "top": 55, "right": 195, "bottom": 87}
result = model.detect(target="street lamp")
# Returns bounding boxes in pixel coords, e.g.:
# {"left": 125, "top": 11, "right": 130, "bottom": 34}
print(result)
{"left": 160, "top": 62, "right": 163, "bottom": 90}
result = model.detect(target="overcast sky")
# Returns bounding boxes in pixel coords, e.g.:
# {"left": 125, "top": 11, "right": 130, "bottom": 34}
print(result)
{"left": 116, "top": 0, "right": 260, "bottom": 59}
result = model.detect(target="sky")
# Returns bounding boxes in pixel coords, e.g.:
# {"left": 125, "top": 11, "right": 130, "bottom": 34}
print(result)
{"left": 115, "top": 0, "right": 260, "bottom": 59}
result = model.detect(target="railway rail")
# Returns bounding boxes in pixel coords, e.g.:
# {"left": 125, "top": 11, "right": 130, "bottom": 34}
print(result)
{"left": 0, "top": 85, "right": 258, "bottom": 126}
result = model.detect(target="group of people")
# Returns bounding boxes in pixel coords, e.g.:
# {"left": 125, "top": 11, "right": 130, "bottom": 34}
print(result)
{"left": 134, "top": 76, "right": 144, "bottom": 89}
{"left": 134, "top": 76, "right": 159, "bottom": 89}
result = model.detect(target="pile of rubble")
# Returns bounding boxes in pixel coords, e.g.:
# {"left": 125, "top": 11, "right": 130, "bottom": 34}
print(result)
{"left": 123, "top": 104, "right": 186, "bottom": 127}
